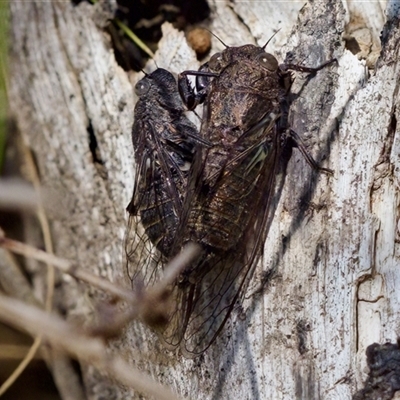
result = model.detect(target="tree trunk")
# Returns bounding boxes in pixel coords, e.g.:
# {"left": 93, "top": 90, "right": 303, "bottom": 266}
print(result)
{"left": 7, "top": 0, "right": 400, "bottom": 399}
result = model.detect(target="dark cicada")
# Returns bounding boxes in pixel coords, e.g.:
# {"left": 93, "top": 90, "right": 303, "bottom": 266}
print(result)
{"left": 125, "top": 68, "right": 199, "bottom": 289}
{"left": 162, "top": 44, "right": 336, "bottom": 355}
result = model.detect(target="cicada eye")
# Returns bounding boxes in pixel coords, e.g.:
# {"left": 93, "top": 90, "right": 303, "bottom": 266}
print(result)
{"left": 134, "top": 79, "right": 151, "bottom": 96}
{"left": 208, "top": 52, "right": 223, "bottom": 72}
{"left": 257, "top": 52, "right": 279, "bottom": 71}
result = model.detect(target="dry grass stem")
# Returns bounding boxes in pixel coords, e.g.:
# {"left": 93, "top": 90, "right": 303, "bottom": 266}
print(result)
{"left": 0, "top": 337, "right": 42, "bottom": 396}
{"left": 0, "top": 234, "right": 134, "bottom": 301}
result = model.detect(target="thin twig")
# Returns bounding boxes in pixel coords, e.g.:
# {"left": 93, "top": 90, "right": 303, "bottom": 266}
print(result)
{"left": 0, "top": 233, "right": 200, "bottom": 305}
{"left": 0, "top": 294, "right": 184, "bottom": 400}
{"left": 153, "top": 242, "right": 201, "bottom": 291}
{"left": 0, "top": 233, "right": 136, "bottom": 302}
{"left": 0, "top": 231, "right": 201, "bottom": 339}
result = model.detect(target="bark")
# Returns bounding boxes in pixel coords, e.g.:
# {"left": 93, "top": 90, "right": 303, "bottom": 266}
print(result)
{"left": 7, "top": 0, "right": 400, "bottom": 399}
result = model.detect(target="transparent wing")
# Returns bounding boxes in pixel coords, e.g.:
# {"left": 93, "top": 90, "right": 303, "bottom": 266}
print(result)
{"left": 124, "top": 152, "right": 165, "bottom": 289}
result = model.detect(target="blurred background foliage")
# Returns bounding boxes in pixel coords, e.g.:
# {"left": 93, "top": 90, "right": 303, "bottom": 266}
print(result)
{"left": 0, "top": 0, "right": 8, "bottom": 173}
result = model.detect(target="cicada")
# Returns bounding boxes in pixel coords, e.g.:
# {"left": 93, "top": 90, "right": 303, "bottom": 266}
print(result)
{"left": 173, "top": 44, "right": 335, "bottom": 356}
{"left": 125, "top": 68, "right": 200, "bottom": 288}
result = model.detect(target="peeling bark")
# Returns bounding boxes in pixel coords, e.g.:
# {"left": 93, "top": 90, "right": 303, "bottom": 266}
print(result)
{"left": 7, "top": 0, "right": 400, "bottom": 399}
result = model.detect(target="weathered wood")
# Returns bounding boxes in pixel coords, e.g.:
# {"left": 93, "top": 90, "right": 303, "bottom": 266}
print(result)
{"left": 7, "top": 0, "right": 400, "bottom": 399}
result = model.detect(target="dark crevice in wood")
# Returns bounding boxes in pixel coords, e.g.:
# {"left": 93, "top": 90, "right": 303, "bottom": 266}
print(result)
{"left": 87, "top": 120, "right": 104, "bottom": 166}
{"left": 106, "top": 0, "right": 211, "bottom": 71}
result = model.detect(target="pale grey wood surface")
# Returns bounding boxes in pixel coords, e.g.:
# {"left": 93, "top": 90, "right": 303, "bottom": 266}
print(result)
{"left": 8, "top": 0, "right": 400, "bottom": 399}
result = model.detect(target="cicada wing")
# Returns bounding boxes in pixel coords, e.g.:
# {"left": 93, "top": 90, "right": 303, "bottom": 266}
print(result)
{"left": 162, "top": 124, "right": 284, "bottom": 356}
{"left": 156, "top": 280, "right": 193, "bottom": 350}
{"left": 179, "top": 252, "right": 246, "bottom": 356}
{"left": 203, "top": 111, "right": 281, "bottom": 194}
{"left": 180, "top": 179, "right": 281, "bottom": 356}
{"left": 237, "top": 124, "right": 283, "bottom": 263}
{"left": 151, "top": 251, "right": 239, "bottom": 356}
{"left": 124, "top": 155, "right": 165, "bottom": 288}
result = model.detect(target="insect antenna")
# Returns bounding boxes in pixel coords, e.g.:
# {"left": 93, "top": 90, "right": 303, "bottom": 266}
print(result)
{"left": 152, "top": 58, "right": 159, "bottom": 69}
{"left": 261, "top": 29, "right": 281, "bottom": 49}
{"left": 203, "top": 27, "right": 228, "bottom": 48}
{"left": 136, "top": 57, "right": 158, "bottom": 76}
